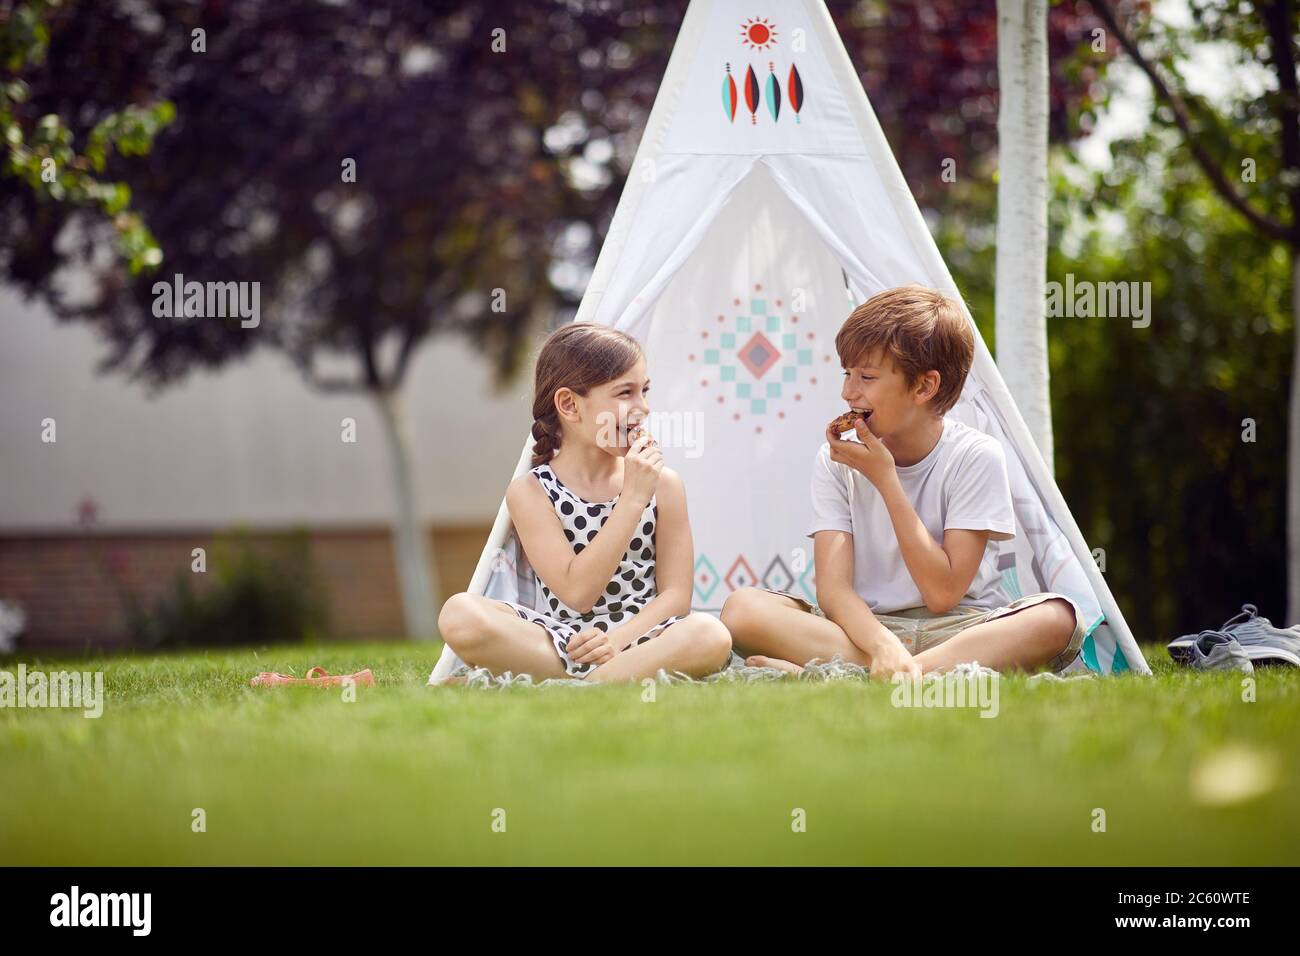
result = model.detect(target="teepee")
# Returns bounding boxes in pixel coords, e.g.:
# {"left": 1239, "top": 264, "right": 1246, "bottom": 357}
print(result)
{"left": 429, "top": 0, "right": 1149, "bottom": 682}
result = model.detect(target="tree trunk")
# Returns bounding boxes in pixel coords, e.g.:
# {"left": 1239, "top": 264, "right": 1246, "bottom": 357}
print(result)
{"left": 1289, "top": 251, "right": 1300, "bottom": 624}
{"left": 995, "top": 0, "right": 1054, "bottom": 473}
{"left": 373, "top": 388, "right": 441, "bottom": 640}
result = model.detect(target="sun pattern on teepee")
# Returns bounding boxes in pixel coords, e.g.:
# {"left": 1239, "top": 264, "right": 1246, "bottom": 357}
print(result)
{"left": 687, "top": 283, "right": 835, "bottom": 434}
{"left": 722, "top": 17, "right": 806, "bottom": 125}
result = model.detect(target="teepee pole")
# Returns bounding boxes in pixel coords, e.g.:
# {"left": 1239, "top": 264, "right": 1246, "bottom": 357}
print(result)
{"left": 427, "top": 430, "right": 533, "bottom": 683}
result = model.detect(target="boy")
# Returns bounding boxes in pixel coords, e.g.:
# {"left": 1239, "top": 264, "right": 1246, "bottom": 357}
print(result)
{"left": 720, "top": 286, "right": 1084, "bottom": 678}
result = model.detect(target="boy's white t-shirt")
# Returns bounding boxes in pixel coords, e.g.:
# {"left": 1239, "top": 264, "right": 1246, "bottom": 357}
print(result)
{"left": 806, "top": 417, "right": 1016, "bottom": 614}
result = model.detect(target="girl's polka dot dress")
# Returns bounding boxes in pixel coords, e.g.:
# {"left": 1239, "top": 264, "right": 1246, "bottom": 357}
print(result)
{"left": 500, "top": 461, "right": 686, "bottom": 677}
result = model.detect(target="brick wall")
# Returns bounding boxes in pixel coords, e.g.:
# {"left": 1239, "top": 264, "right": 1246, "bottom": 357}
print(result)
{"left": 0, "top": 524, "right": 491, "bottom": 650}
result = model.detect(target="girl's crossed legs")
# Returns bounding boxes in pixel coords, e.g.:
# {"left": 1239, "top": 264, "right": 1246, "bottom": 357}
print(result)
{"left": 436, "top": 592, "right": 731, "bottom": 684}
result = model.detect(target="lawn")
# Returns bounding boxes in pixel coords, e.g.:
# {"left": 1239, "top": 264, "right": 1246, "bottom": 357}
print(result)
{"left": 1, "top": 642, "right": 1296, "bottom": 865}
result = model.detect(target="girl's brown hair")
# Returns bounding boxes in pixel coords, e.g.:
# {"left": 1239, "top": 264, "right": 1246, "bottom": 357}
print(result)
{"left": 530, "top": 322, "right": 644, "bottom": 467}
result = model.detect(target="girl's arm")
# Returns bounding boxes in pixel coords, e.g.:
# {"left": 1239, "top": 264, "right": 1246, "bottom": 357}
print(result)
{"left": 601, "top": 467, "right": 694, "bottom": 651}
{"left": 506, "top": 473, "right": 648, "bottom": 613}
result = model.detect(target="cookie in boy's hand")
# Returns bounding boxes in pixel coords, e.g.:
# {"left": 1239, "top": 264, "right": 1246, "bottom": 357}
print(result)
{"left": 828, "top": 410, "right": 866, "bottom": 438}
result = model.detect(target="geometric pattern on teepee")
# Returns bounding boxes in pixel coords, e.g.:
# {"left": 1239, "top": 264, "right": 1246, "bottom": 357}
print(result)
{"left": 797, "top": 556, "right": 816, "bottom": 603}
{"left": 760, "top": 554, "right": 794, "bottom": 592}
{"left": 694, "top": 554, "right": 722, "bottom": 604}
{"left": 724, "top": 555, "right": 758, "bottom": 592}
{"left": 996, "top": 550, "right": 1024, "bottom": 601}
{"left": 691, "top": 284, "right": 833, "bottom": 425}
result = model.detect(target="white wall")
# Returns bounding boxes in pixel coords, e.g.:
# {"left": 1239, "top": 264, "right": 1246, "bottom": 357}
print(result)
{"left": 0, "top": 288, "right": 533, "bottom": 531}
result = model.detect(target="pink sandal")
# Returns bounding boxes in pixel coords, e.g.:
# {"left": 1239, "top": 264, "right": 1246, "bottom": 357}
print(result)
{"left": 249, "top": 666, "right": 375, "bottom": 688}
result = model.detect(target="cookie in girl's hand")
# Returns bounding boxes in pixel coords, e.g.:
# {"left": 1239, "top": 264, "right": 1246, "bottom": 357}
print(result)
{"left": 628, "top": 423, "right": 656, "bottom": 447}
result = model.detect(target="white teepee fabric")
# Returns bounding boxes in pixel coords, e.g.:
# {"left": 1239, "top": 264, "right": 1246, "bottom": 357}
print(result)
{"left": 429, "top": 0, "right": 1148, "bottom": 682}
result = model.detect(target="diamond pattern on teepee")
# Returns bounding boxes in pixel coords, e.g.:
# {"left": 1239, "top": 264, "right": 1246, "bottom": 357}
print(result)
{"left": 724, "top": 554, "right": 758, "bottom": 591}
{"left": 737, "top": 331, "right": 780, "bottom": 379}
{"left": 694, "top": 554, "right": 721, "bottom": 603}
{"left": 693, "top": 287, "right": 832, "bottom": 423}
{"left": 797, "top": 556, "right": 816, "bottom": 602}
{"left": 761, "top": 554, "right": 794, "bottom": 592}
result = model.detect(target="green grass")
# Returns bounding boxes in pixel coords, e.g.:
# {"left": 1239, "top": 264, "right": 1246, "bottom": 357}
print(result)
{"left": 1, "top": 642, "right": 1296, "bottom": 865}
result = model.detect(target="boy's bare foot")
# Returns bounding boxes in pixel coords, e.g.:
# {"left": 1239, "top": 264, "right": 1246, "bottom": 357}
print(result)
{"left": 744, "top": 655, "right": 804, "bottom": 675}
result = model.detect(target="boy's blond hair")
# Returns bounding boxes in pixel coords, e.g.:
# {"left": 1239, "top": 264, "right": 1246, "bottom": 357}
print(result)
{"left": 834, "top": 285, "right": 973, "bottom": 416}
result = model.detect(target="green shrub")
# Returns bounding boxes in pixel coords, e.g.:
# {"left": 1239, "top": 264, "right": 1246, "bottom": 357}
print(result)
{"left": 127, "top": 530, "right": 328, "bottom": 648}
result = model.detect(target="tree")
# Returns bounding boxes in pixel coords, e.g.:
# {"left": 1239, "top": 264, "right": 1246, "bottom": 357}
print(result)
{"left": 841, "top": 0, "right": 1114, "bottom": 213}
{"left": 1, "top": 0, "right": 681, "bottom": 639}
{"left": 1089, "top": 0, "right": 1300, "bottom": 620}
{"left": 995, "top": 0, "right": 1054, "bottom": 470}
{"left": 0, "top": 0, "right": 171, "bottom": 277}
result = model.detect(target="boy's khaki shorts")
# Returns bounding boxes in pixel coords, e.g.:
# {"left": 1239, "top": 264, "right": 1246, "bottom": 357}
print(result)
{"left": 755, "top": 588, "right": 1086, "bottom": 674}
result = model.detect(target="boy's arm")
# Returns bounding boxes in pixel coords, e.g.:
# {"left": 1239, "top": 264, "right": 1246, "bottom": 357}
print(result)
{"left": 813, "top": 530, "right": 920, "bottom": 677}
{"left": 829, "top": 420, "right": 994, "bottom": 615}
{"left": 876, "top": 475, "right": 991, "bottom": 613}
{"left": 808, "top": 436, "right": 916, "bottom": 677}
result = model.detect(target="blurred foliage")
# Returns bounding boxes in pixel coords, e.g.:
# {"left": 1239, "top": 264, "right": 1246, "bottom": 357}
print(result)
{"left": 1064, "top": 0, "right": 1296, "bottom": 639}
{"left": 841, "top": 0, "right": 1119, "bottom": 205}
{"left": 1048, "top": 181, "right": 1290, "bottom": 645}
{"left": 0, "top": 0, "right": 172, "bottom": 274}
{"left": 935, "top": 0, "right": 1296, "bottom": 641}
{"left": 1098, "top": 0, "right": 1299, "bottom": 239}
{"left": 125, "top": 530, "right": 328, "bottom": 649}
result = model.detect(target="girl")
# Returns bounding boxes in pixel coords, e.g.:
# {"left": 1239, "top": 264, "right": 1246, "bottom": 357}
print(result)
{"left": 436, "top": 323, "right": 732, "bottom": 682}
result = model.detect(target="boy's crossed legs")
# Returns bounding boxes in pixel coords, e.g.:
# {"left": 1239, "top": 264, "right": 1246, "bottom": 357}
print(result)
{"left": 720, "top": 586, "right": 1083, "bottom": 676}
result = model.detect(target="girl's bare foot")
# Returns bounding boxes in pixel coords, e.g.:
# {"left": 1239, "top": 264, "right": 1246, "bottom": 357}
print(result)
{"left": 744, "top": 655, "right": 804, "bottom": 675}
